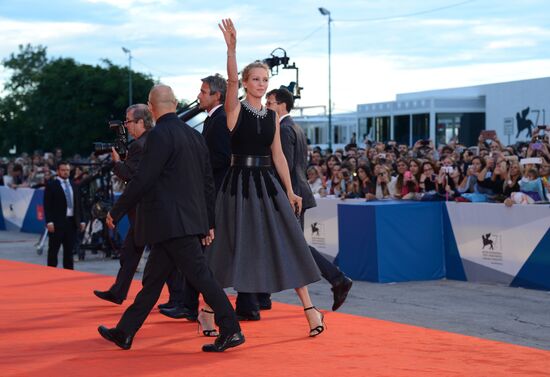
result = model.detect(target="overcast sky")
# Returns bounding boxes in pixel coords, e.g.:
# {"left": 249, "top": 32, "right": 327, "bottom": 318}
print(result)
{"left": 1, "top": 0, "right": 549, "bottom": 113}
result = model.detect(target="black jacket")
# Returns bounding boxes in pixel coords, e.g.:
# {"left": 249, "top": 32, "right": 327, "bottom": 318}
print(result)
{"left": 113, "top": 130, "right": 149, "bottom": 224}
{"left": 44, "top": 179, "right": 83, "bottom": 229}
{"left": 110, "top": 113, "right": 215, "bottom": 246}
{"left": 202, "top": 106, "right": 231, "bottom": 192}
{"left": 280, "top": 115, "right": 316, "bottom": 210}
{"left": 113, "top": 130, "right": 149, "bottom": 183}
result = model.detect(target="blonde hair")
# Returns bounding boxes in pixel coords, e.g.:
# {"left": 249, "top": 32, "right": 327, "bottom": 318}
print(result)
{"left": 242, "top": 61, "right": 269, "bottom": 82}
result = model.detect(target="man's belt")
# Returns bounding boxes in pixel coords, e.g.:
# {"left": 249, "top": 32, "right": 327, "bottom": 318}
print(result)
{"left": 231, "top": 155, "right": 271, "bottom": 167}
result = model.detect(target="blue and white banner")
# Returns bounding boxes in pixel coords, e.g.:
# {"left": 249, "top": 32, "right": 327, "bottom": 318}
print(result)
{"left": 304, "top": 198, "right": 363, "bottom": 258}
{"left": 445, "top": 202, "right": 550, "bottom": 286}
{"left": 0, "top": 187, "right": 36, "bottom": 231}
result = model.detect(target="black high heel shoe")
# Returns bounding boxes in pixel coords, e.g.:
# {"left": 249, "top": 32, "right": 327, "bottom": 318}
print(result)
{"left": 197, "top": 308, "right": 219, "bottom": 337}
{"left": 304, "top": 306, "right": 326, "bottom": 337}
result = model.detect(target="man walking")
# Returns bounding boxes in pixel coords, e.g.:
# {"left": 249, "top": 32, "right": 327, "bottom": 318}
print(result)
{"left": 93, "top": 104, "right": 152, "bottom": 305}
{"left": 98, "top": 84, "right": 243, "bottom": 352}
{"left": 160, "top": 74, "right": 231, "bottom": 321}
{"left": 266, "top": 88, "right": 353, "bottom": 311}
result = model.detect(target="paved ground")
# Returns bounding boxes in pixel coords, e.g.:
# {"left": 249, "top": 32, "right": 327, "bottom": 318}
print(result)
{"left": 1, "top": 230, "right": 549, "bottom": 351}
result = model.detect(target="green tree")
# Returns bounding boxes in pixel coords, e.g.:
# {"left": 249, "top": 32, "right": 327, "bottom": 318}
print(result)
{"left": 0, "top": 44, "right": 156, "bottom": 156}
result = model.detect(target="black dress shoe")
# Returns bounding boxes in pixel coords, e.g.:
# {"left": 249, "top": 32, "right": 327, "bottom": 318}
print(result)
{"left": 94, "top": 290, "right": 123, "bottom": 305}
{"left": 236, "top": 310, "right": 260, "bottom": 321}
{"left": 259, "top": 302, "right": 272, "bottom": 310}
{"left": 202, "top": 331, "right": 245, "bottom": 352}
{"left": 97, "top": 325, "right": 133, "bottom": 350}
{"left": 257, "top": 293, "right": 272, "bottom": 310}
{"left": 331, "top": 276, "right": 353, "bottom": 311}
{"left": 159, "top": 306, "right": 198, "bottom": 321}
{"left": 157, "top": 301, "right": 178, "bottom": 310}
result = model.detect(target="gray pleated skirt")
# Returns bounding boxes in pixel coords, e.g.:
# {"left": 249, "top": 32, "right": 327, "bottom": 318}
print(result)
{"left": 206, "top": 166, "right": 321, "bottom": 293}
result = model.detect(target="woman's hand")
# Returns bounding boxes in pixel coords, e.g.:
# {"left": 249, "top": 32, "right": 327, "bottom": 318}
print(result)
{"left": 218, "top": 18, "right": 236, "bottom": 51}
{"left": 287, "top": 191, "right": 302, "bottom": 214}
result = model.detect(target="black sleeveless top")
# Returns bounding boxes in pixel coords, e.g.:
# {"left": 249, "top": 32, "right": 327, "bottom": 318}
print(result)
{"left": 231, "top": 101, "right": 276, "bottom": 156}
{"left": 221, "top": 101, "right": 279, "bottom": 203}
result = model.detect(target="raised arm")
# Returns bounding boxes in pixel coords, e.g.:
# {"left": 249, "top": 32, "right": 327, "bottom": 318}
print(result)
{"left": 219, "top": 18, "right": 240, "bottom": 131}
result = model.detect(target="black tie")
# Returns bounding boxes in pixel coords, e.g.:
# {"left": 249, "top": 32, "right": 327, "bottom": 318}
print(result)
{"left": 203, "top": 116, "right": 210, "bottom": 134}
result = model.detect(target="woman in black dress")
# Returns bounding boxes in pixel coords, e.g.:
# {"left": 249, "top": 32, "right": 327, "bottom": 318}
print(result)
{"left": 200, "top": 18, "right": 325, "bottom": 338}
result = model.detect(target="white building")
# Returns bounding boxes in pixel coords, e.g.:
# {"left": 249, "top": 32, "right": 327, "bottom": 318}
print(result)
{"left": 295, "top": 77, "right": 549, "bottom": 148}
{"left": 292, "top": 112, "right": 357, "bottom": 149}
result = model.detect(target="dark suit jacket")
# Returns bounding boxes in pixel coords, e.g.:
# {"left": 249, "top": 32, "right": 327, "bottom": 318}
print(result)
{"left": 110, "top": 113, "right": 216, "bottom": 246}
{"left": 113, "top": 130, "right": 149, "bottom": 224}
{"left": 202, "top": 106, "right": 231, "bottom": 192}
{"left": 280, "top": 115, "right": 316, "bottom": 210}
{"left": 44, "top": 179, "right": 83, "bottom": 230}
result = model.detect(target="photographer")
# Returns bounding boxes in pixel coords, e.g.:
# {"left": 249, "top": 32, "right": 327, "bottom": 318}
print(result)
{"left": 477, "top": 130, "right": 504, "bottom": 153}
{"left": 476, "top": 153, "right": 505, "bottom": 199}
{"left": 526, "top": 127, "right": 550, "bottom": 163}
{"left": 436, "top": 157, "right": 462, "bottom": 201}
{"left": 413, "top": 139, "right": 435, "bottom": 159}
{"left": 419, "top": 161, "right": 438, "bottom": 193}
{"left": 93, "top": 104, "right": 153, "bottom": 305}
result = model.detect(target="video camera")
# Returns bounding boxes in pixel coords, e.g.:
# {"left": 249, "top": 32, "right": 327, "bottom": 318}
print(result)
{"left": 93, "top": 120, "right": 128, "bottom": 159}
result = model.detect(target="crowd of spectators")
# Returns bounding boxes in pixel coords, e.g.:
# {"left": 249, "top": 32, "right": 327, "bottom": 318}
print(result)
{"left": 2, "top": 127, "right": 549, "bottom": 208}
{"left": 0, "top": 148, "right": 125, "bottom": 193}
{"left": 306, "top": 128, "right": 550, "bottom": 206}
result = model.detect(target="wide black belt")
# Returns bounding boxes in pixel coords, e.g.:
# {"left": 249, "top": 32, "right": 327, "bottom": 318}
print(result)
{"left": 231, "top": 154, "right": 271, "bottom": 167}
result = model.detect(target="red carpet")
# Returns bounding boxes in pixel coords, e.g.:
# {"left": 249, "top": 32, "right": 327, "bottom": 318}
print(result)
{"left": 0, "top": 259, "right": 548, "bottom": 376}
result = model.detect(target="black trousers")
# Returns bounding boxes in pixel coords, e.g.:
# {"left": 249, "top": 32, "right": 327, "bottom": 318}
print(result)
{"left": 175, "top": 245, "right": 205, "bottom": 313}
{"left": 109, "top": 225, "right": 145, "bottom": 300}
{"left": 116, "top": 236, "right": 240, "bottom": 337}
{"left": 238, "top": 209, "right": 345, "bottom": 312}
{"left": 47, "top": 218, "right": 76, "bottom": 270}
{"left": 165, "top": 268, "right": 185, "bottom": 305}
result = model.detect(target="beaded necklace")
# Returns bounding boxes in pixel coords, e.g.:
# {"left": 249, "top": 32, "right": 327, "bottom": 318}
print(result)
{"left": 242, "top": 99, "right": 267, "bottom": 118}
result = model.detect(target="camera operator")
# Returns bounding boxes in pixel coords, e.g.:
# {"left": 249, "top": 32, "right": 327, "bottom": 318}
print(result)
{"left": 93, "top": 104, "right": 153, "bottom": 305}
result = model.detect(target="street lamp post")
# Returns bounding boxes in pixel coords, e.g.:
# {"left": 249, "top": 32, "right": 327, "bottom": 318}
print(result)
{"left": 318, "top": 7, "right": 332, "bottom": 150}
{"left": 122, "top": 47, "right": 133, "bottom": 107}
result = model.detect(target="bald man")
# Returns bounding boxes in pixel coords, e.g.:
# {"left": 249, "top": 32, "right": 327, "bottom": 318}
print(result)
{"left": 98, "top": 85, "right": 244, "bottom": 353}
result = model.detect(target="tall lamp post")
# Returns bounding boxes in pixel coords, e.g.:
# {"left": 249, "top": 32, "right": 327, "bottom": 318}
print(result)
{"left": 122, "top": 47, "right": 133, "bottom": 107}
{"left": 318, "top": 7, "right": 332, "bottom": 150}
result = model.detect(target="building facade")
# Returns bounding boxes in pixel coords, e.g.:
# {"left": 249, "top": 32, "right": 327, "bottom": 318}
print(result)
{"left": 295, "top": 77, "right": 549, "bottom": 148}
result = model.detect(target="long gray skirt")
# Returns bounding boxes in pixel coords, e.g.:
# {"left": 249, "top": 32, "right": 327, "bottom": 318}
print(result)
{"left": 206, "top": 166, "right": 321, "bottom": 293}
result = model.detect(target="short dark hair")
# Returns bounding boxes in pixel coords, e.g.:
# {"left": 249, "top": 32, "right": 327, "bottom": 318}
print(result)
{"left": 56, "top": 160, "right": 69, "bottom": 169}
{"left": 266, "top": 87, "right": 294, "bottom": 112}
{"left": 12, "top": 163, "right": 23, "bottom": 173}
{"left": 201, "top": 74, "right": 227, "bottom": 103}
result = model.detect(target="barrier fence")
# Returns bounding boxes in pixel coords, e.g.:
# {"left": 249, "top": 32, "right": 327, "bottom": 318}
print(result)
{"left": 0, "top": 186, "right": 129, "bottom": 240}
{"left": 2, "top": 188, "right": 549, "bottom": 290}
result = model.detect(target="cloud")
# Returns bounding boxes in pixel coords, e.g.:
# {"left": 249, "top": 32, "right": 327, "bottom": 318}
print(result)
{"left": 473, "top": 25, "right": 550, "bottom": 38}
{"left": 487, "top": 39, "right": 537, "bottom": 49}
{"left": 83, "top": 0, "right": 174, "bottom": 9}
{"left": 0, "top": 17, "right": 99, "bottom": 46}
{"left": 2, "top": 0, "right": 550, "bottom": 117}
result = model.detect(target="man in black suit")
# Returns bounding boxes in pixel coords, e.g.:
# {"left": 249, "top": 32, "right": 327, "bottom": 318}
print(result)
{"left": 266, "top": 88, "right": 353, "bottom": 311}
{"left": 98, "top": 84, "right": 244, "bottom": 353}
{"left": 199, "top": 74, "right": 231, "bottom": 191}
{"left": 93, "top": 104, "right": 153, "bottom": 305}
{"left": 160, "top": 74, "right": 231, "bottom": 321}
{"left": 44, "top": 161, "right": 85, "bottom": 269}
